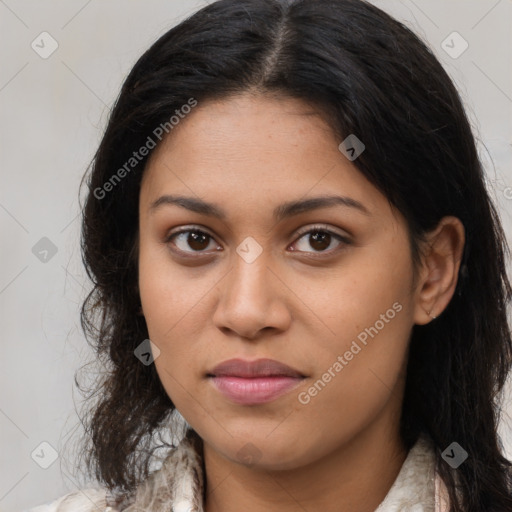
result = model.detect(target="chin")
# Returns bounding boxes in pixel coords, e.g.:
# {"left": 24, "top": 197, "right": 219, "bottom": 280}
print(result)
{"left": 211, "top": 433, "right": 315, "bottom": 471}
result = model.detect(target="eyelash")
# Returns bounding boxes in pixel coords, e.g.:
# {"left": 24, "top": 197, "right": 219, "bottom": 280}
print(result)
{"left": 163, "top": 224, "right": 352, "bottom": 259}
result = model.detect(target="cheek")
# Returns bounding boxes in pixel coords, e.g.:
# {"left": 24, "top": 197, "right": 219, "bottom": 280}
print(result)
{"left": 139, "top": 261, "right": 206, "bottom": 410}
{"left": 138, "top": 241, "right": 204, "bottom": 386}
{"left": 138, "top": 236, "right": 207, "bottom": 339}
{"left": 308, "top": 234, "right": 413, "bottom": 347}
{"left": 290, "top": 296, "right": 412, "bottom": 464}
{"left": 138, "top": 235, "right": 228, "bottom": 413}
{"left": 297, "top": 239, "right": 414, "bottom": 416}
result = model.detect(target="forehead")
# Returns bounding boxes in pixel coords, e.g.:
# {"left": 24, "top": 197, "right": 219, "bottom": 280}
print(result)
{"left": 139, "top": 93, "right": 389, "bottom": 222}
{"left": 145, "top": 94, "right": 335, "bottom": 166}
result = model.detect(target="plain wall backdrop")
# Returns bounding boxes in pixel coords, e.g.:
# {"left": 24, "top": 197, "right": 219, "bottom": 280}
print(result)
{"left": 1, "top": 0, "right": 511, "bottom": 510}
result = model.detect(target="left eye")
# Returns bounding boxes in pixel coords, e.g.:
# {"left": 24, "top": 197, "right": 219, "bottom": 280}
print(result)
{"left": 291, "top": 228, "right": 349, "bottom": 253}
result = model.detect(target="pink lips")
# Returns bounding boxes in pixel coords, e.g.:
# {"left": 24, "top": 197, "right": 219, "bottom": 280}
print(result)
{"left": 207, "top": 358, "right": 306, "bottom": 405}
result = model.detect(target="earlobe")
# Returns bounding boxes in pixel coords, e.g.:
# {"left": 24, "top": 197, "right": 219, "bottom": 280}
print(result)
{"left": 426, "top": 309, "right": 437, "bottom": 320}
{"left": 413, "top": 216, "right": 465, "bottom": 325}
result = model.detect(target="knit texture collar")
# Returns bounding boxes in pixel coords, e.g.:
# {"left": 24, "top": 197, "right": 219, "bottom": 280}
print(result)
{"left": 105, "top": 429, "right": 440, "bottom": 512}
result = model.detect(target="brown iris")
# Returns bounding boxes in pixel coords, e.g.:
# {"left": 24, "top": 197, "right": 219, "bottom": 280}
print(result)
{"left": 187, "top": 231, "right": 210, "bottom": 251}
{"left": 308, "top": 230, "right": 332, "bottom": 251}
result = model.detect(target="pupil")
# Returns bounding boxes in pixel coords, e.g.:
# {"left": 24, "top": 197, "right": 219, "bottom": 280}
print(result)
{"left": 310, "top": 231, "right": 330, "bottom": 251}
{"left": 188, "top": 231, "right": 208, "bottom": 250}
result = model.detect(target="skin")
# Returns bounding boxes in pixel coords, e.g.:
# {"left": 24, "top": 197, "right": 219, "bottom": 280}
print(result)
{"left": 138, "top": 92, "right": 465, "bottom": 512}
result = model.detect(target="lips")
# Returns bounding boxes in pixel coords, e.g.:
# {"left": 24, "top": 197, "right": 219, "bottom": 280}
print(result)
{"left": 207, "top": 358, "right": 305, "bottom": 379}
{"left": 207, "top": 358, "right": 306, "bottom": 405}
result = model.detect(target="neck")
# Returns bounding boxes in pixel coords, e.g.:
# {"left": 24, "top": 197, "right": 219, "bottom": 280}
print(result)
{"left": 203, "top": 407, "right": 408, "bottom": 512}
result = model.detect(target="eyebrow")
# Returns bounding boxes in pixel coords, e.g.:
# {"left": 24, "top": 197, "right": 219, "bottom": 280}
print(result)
{"left": 149, "top": 194, "right": 371, "bottom": 220}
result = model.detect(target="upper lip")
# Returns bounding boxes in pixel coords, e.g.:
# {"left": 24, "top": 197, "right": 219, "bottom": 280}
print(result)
{"left": 207, "top": 358, "right": 305, "bottom": 378}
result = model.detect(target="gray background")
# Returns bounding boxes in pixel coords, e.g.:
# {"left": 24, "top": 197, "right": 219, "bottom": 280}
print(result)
{"left": 1, "top": 0, "right": 511, "bottom": 510}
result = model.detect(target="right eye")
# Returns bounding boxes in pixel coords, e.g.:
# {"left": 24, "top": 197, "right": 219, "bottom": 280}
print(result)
{"left": 165, "top": 227, "right": 222, "bottom": 257}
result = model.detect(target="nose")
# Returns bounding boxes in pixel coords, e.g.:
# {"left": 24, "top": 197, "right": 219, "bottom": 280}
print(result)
{"left": 212, "top": 252, "right": 292, "bottom": 340}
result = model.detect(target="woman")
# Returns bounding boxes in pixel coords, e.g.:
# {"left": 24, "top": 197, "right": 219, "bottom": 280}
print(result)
{"left": 27, "top": 0, "right": 512, "bottom": 510}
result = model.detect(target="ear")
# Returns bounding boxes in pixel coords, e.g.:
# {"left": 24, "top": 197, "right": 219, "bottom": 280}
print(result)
{"left": 413, "top": 216, "right": 465, "bottom": 325}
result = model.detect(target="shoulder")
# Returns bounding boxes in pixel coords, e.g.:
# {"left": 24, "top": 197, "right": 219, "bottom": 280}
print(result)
{"left": 24, "top": 487, "right": 115, "bottom": 512}
{"left": 26, "top": 428, "right": 204, "bottom": 512}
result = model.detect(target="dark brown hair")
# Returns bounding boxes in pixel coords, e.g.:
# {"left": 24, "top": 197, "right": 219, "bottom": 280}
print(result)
{"left": 74, "top": 0, "right": 512, "bottom": 509}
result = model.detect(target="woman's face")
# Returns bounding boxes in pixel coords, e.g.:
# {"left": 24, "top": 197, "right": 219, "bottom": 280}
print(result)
{"left": 138, "top": 93, "right": 422, "bottom": 470}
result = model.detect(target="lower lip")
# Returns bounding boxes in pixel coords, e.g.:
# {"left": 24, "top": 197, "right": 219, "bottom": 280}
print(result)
{"left": 209, "top": 376, "right": 304, "bottom": 405}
